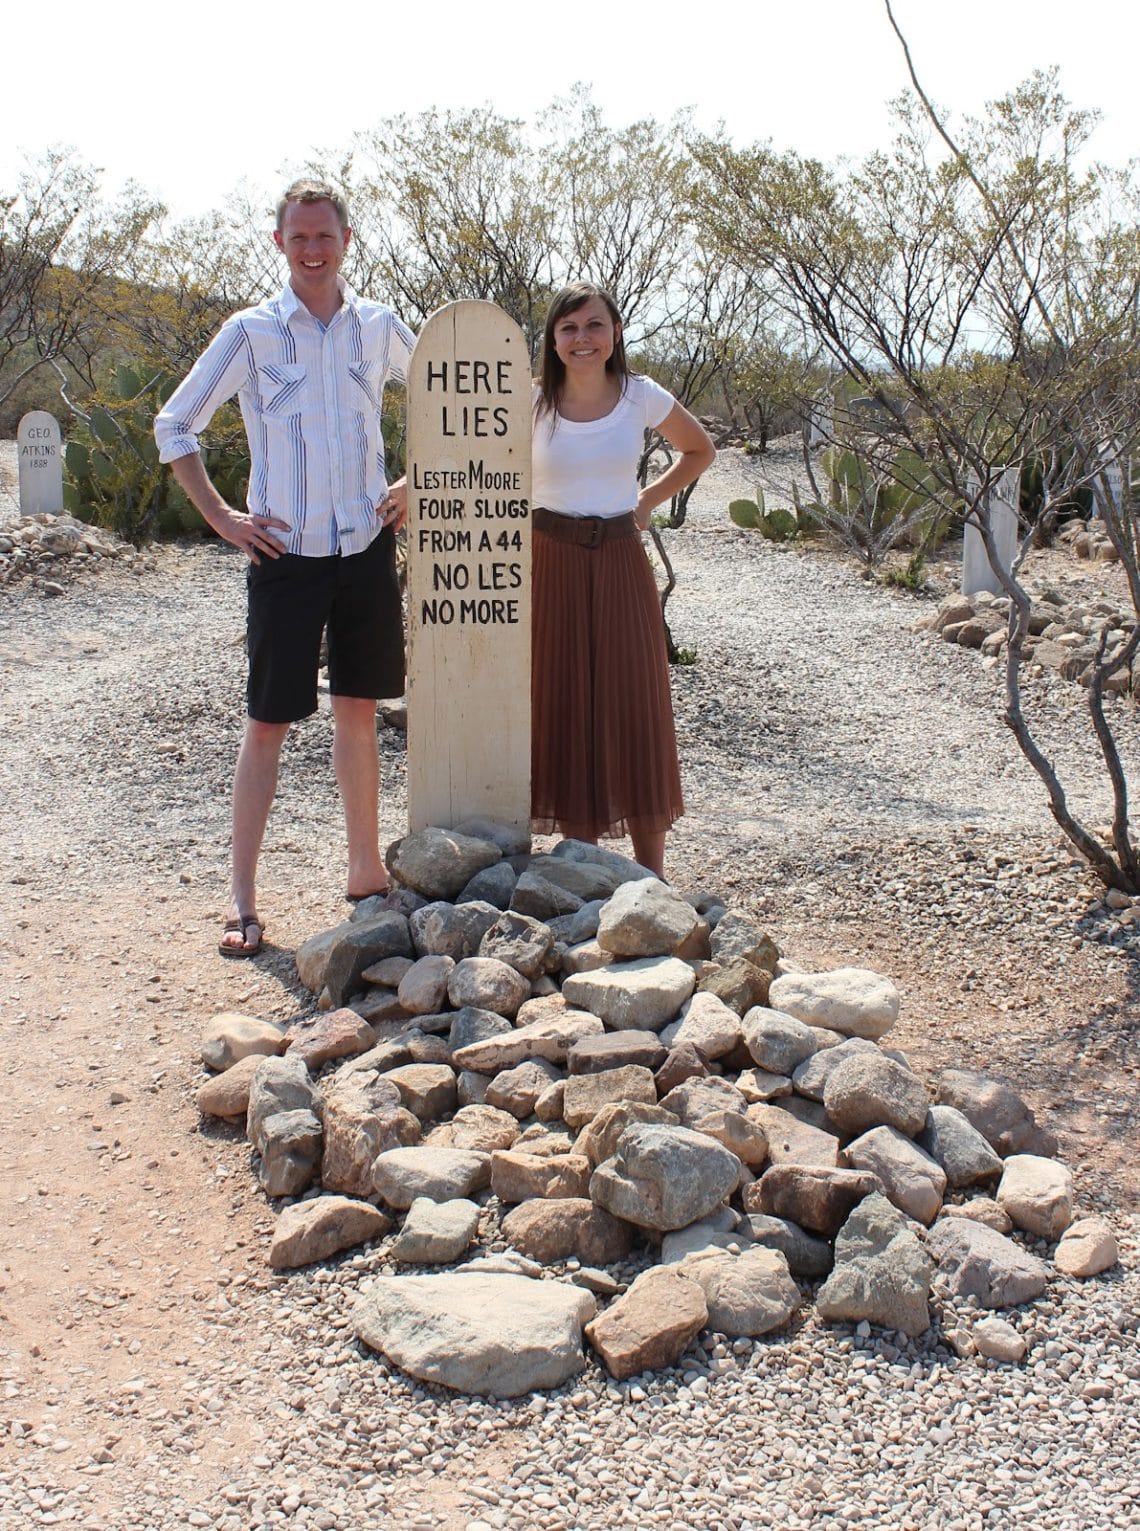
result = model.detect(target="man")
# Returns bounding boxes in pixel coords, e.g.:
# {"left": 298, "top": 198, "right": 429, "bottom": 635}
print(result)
{"left": 155, "top": 178, "right": 415, "bottom": 957}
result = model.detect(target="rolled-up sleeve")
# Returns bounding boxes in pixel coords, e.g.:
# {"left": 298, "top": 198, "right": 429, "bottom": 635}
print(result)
{"left": 154, "top": 320, "right": 252, "bottom": 463}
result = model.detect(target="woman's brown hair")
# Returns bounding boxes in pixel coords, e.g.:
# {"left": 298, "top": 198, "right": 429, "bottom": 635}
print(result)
{"left": 536, "top": 282, "right": 629, "bottom": 417}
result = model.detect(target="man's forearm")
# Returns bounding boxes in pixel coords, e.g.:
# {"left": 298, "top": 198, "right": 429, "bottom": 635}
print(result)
{"left": 169, "top": 452, "right": 234, "bottom": 534}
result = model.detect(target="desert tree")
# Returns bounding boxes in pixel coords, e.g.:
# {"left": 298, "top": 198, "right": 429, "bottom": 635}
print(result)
{"left": 693, "top": 28, "right": 1140, "bottom": 891}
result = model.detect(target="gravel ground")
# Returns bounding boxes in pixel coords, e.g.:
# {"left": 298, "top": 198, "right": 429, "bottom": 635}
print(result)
{"left": 2, "top": 437, "right": 1139, "bottom": 1530}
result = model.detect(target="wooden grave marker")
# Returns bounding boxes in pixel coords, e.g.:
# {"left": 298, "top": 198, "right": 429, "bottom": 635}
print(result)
{"left": 405, "top": 301, "right": 532, "bottom": 832}
{"left": 17, "top": 410, "right": 63, "bottom": 517}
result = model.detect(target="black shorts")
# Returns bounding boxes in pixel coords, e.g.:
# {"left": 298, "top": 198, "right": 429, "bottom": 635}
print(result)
{"left": 245, "top": 528, "right": 404, "bottom": 724}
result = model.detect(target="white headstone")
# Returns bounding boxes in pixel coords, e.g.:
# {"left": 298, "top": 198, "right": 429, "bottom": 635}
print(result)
{"left": 807, "top": 398, "right": 832, "bottom": 449}
{"left": 1093, "top": 445, "right": 1124, "bottom": 521}
{"left": 17, "top": 410, "right": 63, "bottom": 517}
{"left": 405, "top": 301, "right": 533, "bottom": 833}
{"left": 962, "top": 467, "right": 1019, "bottom": 596}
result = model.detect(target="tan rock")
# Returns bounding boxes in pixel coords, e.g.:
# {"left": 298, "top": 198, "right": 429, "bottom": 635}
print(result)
{"left": 996, "top": 1155, "right": 1074, "bottom": 1240}
{"left": 490, "top": 1151, "right": 592, "bottom": 1203}
{"left": 746, "top": 1105, "right": 844, "bottom": 1169}
{"left": 574, "top": 1101, "right": 679, "bottom": 1168}
{"left": 269, "top": 1195, "right": 391, "bottom": 1270}
{"left": 285, "top": 1008, "right": 376, "bottom": 1069}
{"left": 500, "top": 1197, "right": 634, "bottom": 1264}
{"left": 200, "top": 1012, "right": 286, "bottom": 1072}
{"left": 562, "top": 1066, "right": 658, "bottom": 1130}
{"left": 196, "top": 1053, "right": 263, "bottom": 1119}
{"left": 1053, "top": 1216, "right": 1118, "bottom": 1277}
{"left": 585, "top": 1267, "right": 707, "bottom": 1379}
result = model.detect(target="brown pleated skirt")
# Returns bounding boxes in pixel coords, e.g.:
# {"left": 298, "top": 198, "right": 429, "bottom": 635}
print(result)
{"left": 531, "top": 517, "right": 684, "bottom": 839}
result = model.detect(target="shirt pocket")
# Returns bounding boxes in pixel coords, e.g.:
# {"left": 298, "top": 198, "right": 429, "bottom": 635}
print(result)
{"left": 258, "top": 362, "right": 307, "bottom": 417}
{"left": 347, "top": 359, "right": 381, "bottom": 412}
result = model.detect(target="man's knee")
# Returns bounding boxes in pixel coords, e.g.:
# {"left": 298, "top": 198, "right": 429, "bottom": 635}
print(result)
{"left": 331, "top": 695, "right": 378, "bottom": 729}
{"left": 243, "top": 718, "right": 291, "bottom": 755}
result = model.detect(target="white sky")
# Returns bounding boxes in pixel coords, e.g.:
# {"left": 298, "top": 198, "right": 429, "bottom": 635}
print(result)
{"left": 2, "top": 0, "right": 1135, "bottom": 220}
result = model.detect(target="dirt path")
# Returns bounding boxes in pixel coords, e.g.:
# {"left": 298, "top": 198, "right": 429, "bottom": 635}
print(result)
{"left": 2, "top": 462, "right": 1138, "bottom": 1527}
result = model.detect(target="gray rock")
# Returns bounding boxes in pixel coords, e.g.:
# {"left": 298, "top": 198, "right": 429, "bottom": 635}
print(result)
{"left": 353, "top": 1272, "right": 596, "bottom": 1397}
{"left": 200, "top": 1012, "right": 286, "bottom": 1072}
{"left": 306, "top": 913, "right": 413, "bottom": 1008}
{"left": 371, "top": 1146, "right": 491, "bottom": 1208}
{"left": 447, "top": 957, "right": 531, "bottom": 1019}
{"left": 452, "top": 1009, "right": 603, "bottom": 1073}
{"left": 709, "top": 911, "right": 779, "bottom": 972}
{"left": 660, "top": 992, "right": 743, "bottom": 1061}
{"left": 567, "top": 1030, "right": 668, "bottom": 1075}
{"left": 768, "top": 967, "right": 900, "bottom": 1039}
{"left": 409, "top": 899, "right": 501, "bottom": 960}
{"left": 562, "top": 1066, "right": 659, "bottom": 1130}
{"left": 573, "top": 1100, "right": 680, "bottom": 1168}
{"left": 548, "top": 838, "right": 653, "bottom": 883}
{"left": 562, "top": 957, "right": 696, "bottom": 1032}
{"left": 485, "top": 1058, "right": 563, "bottom": 1119}
{"left": 817, "top": 1193, "right": 933, "bottom": 1337}
{"left": 844, "top": 1125, "right": 947, "bottom": 1224}
{"left": 510, "top": 870, "right": 584, "bottom": 920}
{"left": 681, "top": 1246, "right": 800, "bottom": 1337}
{"left": 996, "top": 1154, "right": 1074, "bottom": 1240}
{"left": 920, "top": 1105, "right": 1003, "bottom": 1188}
{"left": 269, "top": 1195, "right": 391, "bottom": 1270}
{"left": 389, "top": 827, "right": 502, "bottom": 900}
{"left": 457, "top": 860, "right": 519, "bottom": 909}
{"left": 659, "top": 1074, "right": 747, "bottom": 1127}
{"left": 823, "top": 1051, "right": 929, "bottom": 1138}
{"left": 742, "top": 1214, "right": 833, "bottom": 1278}
{"left": 389, "top": 1197, "right": 480, "bottom": 1264}
{"left": 741, "top": 1006, "right": 824, "bottom": 1076}
{"left": 792, "top": 1036, "right": 880, "bottom": 1102}
{"left": 320, "top": 1070, "right": 421, "bottom": 1197}
{"left": 360, "top": 955, "right": 415, "bottom": 988}
{"left": 457, "top": 1070, "right": 491, "bottom": 1107}
{"left": 528, "top": 855, "right": 624, "bottom": 902}
{"left": 246, "top": 1053, "right": 316, "bottom": 1157}
{"left": 447, "top": 1006, "right": 515, "bottom": 1053}
{"left": 453, "top": 816, "right": 532, "bottom": 857}
{"left": 924, "top": 1217, "right": 1049, "bottom": 1307}
{"left": 547, "top": 901, "right": 605, "bottom": 946}
{"left": 661, "top": 1219, "right": 749, "bottom": 1264}
{"left": 258, "top": 1109, "right": 323, "bottom": 1198}
{"left": 590, "top": 1123, "right": 740, "bottom": 1231}
{"left": 930, "top": 1068, "right": 1058, "bottom": 1157}
{"left": 596, "top": 878, "right": 700, "bottom": 957}
{"left": 478, "top": 911, "right": 555, "bottom": 979}
{"left": 397, "top": 955, "right": 455, "bottom": 1015}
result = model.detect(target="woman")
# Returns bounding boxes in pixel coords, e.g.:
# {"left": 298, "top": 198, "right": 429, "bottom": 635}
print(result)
{"left": 531, "top": 282, "right": 716, "bottom": 880}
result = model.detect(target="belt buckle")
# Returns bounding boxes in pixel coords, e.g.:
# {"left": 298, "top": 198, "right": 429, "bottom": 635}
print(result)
{"left": 582, "top": 516, "right": 604, "bottom": 549}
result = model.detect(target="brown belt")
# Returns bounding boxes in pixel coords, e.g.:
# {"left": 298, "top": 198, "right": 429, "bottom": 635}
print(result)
{"left": 533, "top": 506, "right": 638, "bottom": 548}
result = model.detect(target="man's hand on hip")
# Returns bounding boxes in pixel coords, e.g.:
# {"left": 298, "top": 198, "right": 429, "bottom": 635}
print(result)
{"left": 378, "top": 477, "right": 407, "bottom": 533}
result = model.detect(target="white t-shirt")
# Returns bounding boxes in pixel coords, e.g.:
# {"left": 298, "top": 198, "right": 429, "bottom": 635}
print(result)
{"left": 532, "top": 374, "right": 675, "bottom": 518}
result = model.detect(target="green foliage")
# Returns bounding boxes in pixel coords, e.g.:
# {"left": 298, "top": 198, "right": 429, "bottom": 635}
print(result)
{"left": 728, "top": 488, "right": 803, "bottom": 542}
{"left": 813, "top": 443, "right": 952, "bottom": 562}
{"left": 63, "top": 362, "right": 248, "bottom": 544}
{"left": 881, "top": 550, "right": 929, "bottom": 590}
{"left": 674, "top": 646, "right": 699, "bottom": 666}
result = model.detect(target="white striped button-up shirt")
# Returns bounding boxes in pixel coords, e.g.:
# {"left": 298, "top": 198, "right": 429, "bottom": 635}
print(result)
{"left": 155, "top": 280, "right": 415, "bottom": 558}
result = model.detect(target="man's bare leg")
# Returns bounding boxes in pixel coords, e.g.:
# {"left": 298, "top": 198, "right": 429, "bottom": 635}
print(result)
{"left": 332, "top": 694, "right": 389, "bottom": 899}
{"left": 222, "top": 717, "right": 289, "bottom": 950}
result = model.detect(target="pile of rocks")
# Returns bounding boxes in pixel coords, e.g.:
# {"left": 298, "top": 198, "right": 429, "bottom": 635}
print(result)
{"left": 917, "top": 581, "right": 1138, "bottom": 698}
{"left": 0, "top": 513, "right": 151, "bottom": 590}
{"left": 196, "top": 825, "right": 1119, "bottom": 1399}
{"left": 1061, "top": 515, "right": 1123, "bottom": 565}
